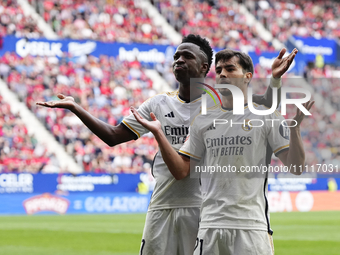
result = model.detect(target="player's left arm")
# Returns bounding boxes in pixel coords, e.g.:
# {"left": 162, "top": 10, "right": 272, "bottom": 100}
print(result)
{"left": 277, "top": 101, "right": 314, "bottom": 175}
{"left": 252, "top": 48, "right": 298, "bottom": 108}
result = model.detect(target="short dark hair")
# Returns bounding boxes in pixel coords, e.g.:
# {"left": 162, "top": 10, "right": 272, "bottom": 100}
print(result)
{"left": 215, "top": 49, "right": 254, "bottom": 75}
{"left": 181, "top": 34, "right": 213, "bottom": 76}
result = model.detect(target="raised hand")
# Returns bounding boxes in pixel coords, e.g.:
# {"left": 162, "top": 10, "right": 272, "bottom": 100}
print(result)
{"left": 291, "top": 100, "right": 314, "bottom": 128}
{"left": 36, "top": 94, "right": 76, "bottom": 110}
{"left": 130, "top": 106, "right": 162, "bottom": 135}
{"left": 272, "top": 48, "right": 298, "bottom": 78}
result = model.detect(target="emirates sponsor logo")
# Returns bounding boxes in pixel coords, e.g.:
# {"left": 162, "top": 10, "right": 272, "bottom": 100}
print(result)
{"left": 23, "top": 193, "right": 70, "bottom": 215}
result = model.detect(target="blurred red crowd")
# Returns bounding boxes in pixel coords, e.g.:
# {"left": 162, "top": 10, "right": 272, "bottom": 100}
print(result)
{"left": 154, "top": 0, "right": 275, "bottom": 52}
{"left": 246, "top": 0, "right": 340, "bottom": 41}
{"left": 0, "top": 96, "right": 57, "bottom": 173}
{"left": 0, "top": 0, "right": 42, "bottom": 38}
{"left": 28, "top": 0, "right": 170, "bottom": 44}
{"left": 1, "top": 52, "right": 158, "bottom": 173}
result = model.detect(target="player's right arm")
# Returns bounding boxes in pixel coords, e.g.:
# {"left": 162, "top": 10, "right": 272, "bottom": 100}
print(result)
{"left": 130, "top": 107, "right": 190, "bottom": 180}
{"left": 36, "top": 94, "right": 136, "bottom": 146}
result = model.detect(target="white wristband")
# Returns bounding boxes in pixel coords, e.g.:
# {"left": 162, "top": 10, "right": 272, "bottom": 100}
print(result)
{"left": 270, "top": 76, "right": 282, "bottom": 88}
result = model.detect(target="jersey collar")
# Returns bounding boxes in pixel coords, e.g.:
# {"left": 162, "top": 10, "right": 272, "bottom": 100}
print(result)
{"left": 176, "top": 91, "right": 201, "bottom": 104}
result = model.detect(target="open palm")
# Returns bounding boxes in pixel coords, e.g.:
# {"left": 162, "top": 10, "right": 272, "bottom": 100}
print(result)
{"left": 36, "top": 94, "right": 75, "bottom": 110}
{"left": 272, "top": 48, "right": 298, "bottom": 78}
{"left": 291, "top": 100, "right": 314, "bottom": 127}
{"left": 130, "top": 107, "right": 162, "bottom": 134}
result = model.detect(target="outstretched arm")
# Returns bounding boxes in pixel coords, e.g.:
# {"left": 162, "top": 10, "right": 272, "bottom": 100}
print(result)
{"left": 253, "top": 48, "right": 298, "bottom": 108}
{"left": 130, "top": 107, "right": 190, "bottom": 180}
{"left": 36, "top": 94, "right": 136, "bottom": 146}
{"left": 278, "top": 100, "right": 314, "bottom": 175}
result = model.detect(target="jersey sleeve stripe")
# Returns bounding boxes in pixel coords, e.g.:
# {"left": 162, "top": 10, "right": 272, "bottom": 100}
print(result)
{"left": 121, "top": 120, "right": 141, "bottom": 138}
{"left": 177, "top": 151, "right": 190, "bottom": 159}
{"left": 273, "top": 144, "right": 289, "bottom": 155}
{"left": 178, "top": 150, "right": 201, "bottom": 160}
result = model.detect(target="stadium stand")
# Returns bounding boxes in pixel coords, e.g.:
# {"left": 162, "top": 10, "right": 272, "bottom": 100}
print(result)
{"left": 28, "top": 0, "right": 171, "bottom": 44}
{"left": 0, "top": 95, "right": 60, "bottom": 173}
{"left": 304, "top": 64, "right": 340, "bottom": 112}
{"left": 246, "top": 0, "right": 340, "bottom": 41}
{"left": 26, "top": 0, "right": 279, "bottom": 51}
{"left": 153, "top": 0, "right": 275, "bottom": 51}
{"left": 1, "top": 52, "right": 158, "bottom": 173}
{"left": 302, "top": 63, "right": 340, "bottom": 166}
{"left": 0, "top": 0, "right": 42, "bottom": 38}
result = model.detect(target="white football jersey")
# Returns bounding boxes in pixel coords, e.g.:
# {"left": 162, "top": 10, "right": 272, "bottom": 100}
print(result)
{"left": 179, "top": 103, "right": 290, "bottom": 233}
{"left": 122, "top": 90, "right": 203, "bottom": 210}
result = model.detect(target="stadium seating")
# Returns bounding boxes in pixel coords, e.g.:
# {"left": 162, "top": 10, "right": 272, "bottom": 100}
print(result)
{"left": 246, "top": 0, "right": 340, "bottom": 41}
{"left": 153, "top": 0, "right": 275, "bottom": 51}
{"left": 1, "top": 52, "right": 158, "bottom": 173}
{"left": 0, "top": 0, "right": 42, "bottom": 38}
{"left": 0, "top": 95, "right": 58, "bottom": 173}
{"left": 304, "top": 65, "right": 340, "bottom": 111}
{"left": 28, "top": 0, "right": 276, "bottom": 51}
{"left": 28, "top": 0, "right": 170, "bottom": 44}
{"left": 302, "top": 64, "right": 340, "bottom": 166}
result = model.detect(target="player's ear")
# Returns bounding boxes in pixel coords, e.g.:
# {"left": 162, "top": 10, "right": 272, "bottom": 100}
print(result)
{"left": 201, "top": 62, "right": 208, "bottom": 74}
{"left": 245, "top": 72, "right": 253, "bottom": 85}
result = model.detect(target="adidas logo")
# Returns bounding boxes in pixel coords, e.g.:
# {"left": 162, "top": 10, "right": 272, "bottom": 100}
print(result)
{"left": 207, "top": 124, "right": 216, "bottom": 131}
{"left": 165, "top": 111, "right": 175, "bottom": 118}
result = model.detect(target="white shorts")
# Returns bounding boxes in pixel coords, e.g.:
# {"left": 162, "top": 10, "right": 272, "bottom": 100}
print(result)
{"left": 194, "top": 228, "right": 274, "bottom": 255}
{"left": 139, "top": 207, "right": 200, "bottom": 255}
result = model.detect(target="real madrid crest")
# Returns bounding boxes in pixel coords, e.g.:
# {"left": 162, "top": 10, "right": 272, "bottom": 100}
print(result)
{"left": 242, "top": 119, "right": 252, "bottom": 131}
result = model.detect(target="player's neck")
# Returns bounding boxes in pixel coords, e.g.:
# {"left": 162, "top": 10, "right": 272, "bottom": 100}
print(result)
{"left": 178, "top": 84, "right": 202, "bottom": 103}
{"left": 221, "top": 96, "right": 248, "bottom": 110}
